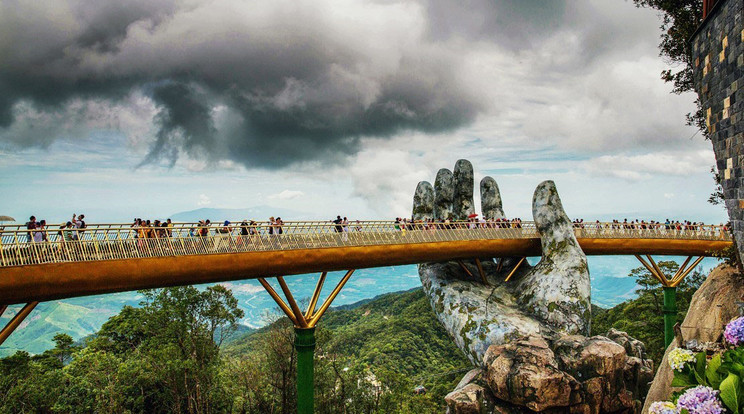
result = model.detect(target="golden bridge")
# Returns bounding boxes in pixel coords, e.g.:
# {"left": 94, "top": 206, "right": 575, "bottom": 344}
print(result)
{"left": 0, "top": 219, "right": 732, "bottom": 414}
{"left": 0, "top": 220, "right": 731, "bottom": 334}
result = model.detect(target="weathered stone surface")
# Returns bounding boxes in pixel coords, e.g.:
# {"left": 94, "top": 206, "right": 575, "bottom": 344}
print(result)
{"left": 483, "top": 336, "right": 579, "bottom": 411}
{"left": 413, "top": 181, "right": 435, "bottom": 220}
{"left": 607, "top": 328, "right": 647, "bottom": 360}
{"left": 477, "top": 335, "right": 644, "bottom": 413}
{"left": 419, "top": 262, "right": 545, "bottom": 364}
{"left": 434, "top": 168, "right": 455, "bottom": 220}
{"left": 553, "top": 335, "right": 626, "bottom": 380}
{"left": 453, "top": 159, "right": 475, "bottom": 220}
{"left": 643, "top": 264, "right": 743, "bottom": 413}
{"left": 454, "top": 368, "right": 484, "bottom": 391}
{"left": 445, "top": 383, "right": 487, "bottom": 414}
{"left": 514, "top": 181, "right": 591, "bottom": 335}
{"left": 481, "top": 176, "right": 505, "bottom": 220}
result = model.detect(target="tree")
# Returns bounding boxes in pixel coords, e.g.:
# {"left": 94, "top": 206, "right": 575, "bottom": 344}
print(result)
{"left": 58, "top": 284, "right": 244, "bottom": 414}
{"left": 633, "top": 0, "right": 705, "bottom": 133}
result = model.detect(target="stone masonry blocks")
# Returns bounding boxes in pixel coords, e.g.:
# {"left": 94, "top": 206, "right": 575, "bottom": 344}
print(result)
{"left": 693, "top": 0, "right": 744, "bottom": 261}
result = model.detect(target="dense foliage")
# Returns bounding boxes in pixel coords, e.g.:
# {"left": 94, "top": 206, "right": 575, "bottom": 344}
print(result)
{"left": 592, "top": 260, "right": 706, "bottom": 363}
{"left": 0, "top": 286, "right": 469, "bottom": 413}
{"left": 222, "top": 288, "right": 471, "bottom": 413}
{"left": 0, "top": 285, "right": 244, "bottom": 413}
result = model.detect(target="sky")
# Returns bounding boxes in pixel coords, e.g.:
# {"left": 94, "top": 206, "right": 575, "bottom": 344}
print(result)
{"left": 0, "top": 0, "right": 728, "bottom": 225}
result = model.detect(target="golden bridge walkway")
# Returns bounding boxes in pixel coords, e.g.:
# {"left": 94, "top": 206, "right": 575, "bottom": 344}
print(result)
{"left": 0, "top": 220, "right": 734, "bottom": 413}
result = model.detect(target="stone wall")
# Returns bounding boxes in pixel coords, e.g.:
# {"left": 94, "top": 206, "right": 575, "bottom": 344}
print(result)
{"left": 691, "top": 0, "right": 744, "bottom": 258}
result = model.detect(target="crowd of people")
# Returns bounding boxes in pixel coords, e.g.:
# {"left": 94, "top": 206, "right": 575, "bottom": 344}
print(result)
{"left": 395, "top": 216, "right": 525, "bottom": 230}
{"left": 23, "top": 214, "right": 87, "bottom": 243}
{"left": 13, "top": 214, "right": 729, "bottom": 244}
{"left": 572, "top": 218, "right": 729, "bottom": 232}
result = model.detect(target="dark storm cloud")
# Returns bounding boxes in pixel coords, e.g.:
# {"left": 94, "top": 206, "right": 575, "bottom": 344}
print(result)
{"left": 143, "top": 81, "right": 216, "bottom": 167}
{"left": 0, "top": 0, "right": 585, "bottom": 169}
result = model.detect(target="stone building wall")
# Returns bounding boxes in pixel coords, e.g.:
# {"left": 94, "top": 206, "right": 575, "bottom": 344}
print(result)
{"left": 691, "top": 0, "right": 744, "bottom": 257}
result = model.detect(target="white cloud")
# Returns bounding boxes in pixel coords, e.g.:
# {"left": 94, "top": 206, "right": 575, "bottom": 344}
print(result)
{"left": 197, "top": 194, "right": 211, "bottom": 206}
{"left": 267, "top": 190, "right": 305, "bottom": 200}
{"left": 583, "top": 150, "right": 715, "bottom": 181}
{"left": 220, "top": 282, "right": 264, "bottom": 295}
{"left": 349, "top": 149, "right": 430, "bottom": 217}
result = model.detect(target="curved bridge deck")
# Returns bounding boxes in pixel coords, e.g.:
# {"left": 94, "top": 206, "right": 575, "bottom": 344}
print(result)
{"left": 0, "top": 221, "right": 731, "bottom": 305}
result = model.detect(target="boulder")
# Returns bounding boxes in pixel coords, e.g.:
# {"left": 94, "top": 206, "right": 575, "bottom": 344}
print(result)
{"left": 445, "top": 383, "right": 489, "bottom": 414}
{"left": 483, "top": 336, "right": 580, "bottom": 411}
{"left": 413, "top": 181, "right": 435, "bottom": 220}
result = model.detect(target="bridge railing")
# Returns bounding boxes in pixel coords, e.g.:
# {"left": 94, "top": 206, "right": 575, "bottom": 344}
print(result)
{"left": 0, "top": 221, "right": 730, "bottom": 268}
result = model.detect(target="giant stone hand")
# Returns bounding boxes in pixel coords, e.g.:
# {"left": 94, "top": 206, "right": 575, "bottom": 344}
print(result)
{"left": 413, "top": 160, "right": 652, "bottom": 413}
{"left": 414, "top": 159, "right": 590, "bottom": 364}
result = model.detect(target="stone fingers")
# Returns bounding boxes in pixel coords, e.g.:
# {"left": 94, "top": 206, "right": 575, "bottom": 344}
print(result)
{"left": 434, "top": 168, "right": 454, "bottom": 220}
{"left": 480, "top": 176, "right": 504, "bottom": 220}
{"left": 514, "top": 180, "right": 591, "bottom": 335}
{"left": 412, "top": 181, "right": 435, "bottom": 220}
{"left": 453, "top": 159, "right": 475, "bottom": 220}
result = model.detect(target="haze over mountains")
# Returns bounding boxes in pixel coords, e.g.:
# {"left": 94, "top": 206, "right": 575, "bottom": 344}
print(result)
{"left": 169, "top": 206, "right": 314, "bottom": 222}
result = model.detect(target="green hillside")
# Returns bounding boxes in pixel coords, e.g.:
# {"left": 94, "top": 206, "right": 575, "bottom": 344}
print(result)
{"left": 223, "top": 288, "right": 472, "bottom": 411}
{"left": 0, "top": 293, "right": 142, "bottom": 357}
{"left": 0, "top": 302, "right": 115, "bottom": 356}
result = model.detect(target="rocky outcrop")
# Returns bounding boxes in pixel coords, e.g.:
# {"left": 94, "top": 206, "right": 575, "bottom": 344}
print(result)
{"left": 434, "top": 168, "right": 455, "bottom": 220}
{"left": 453, "top": 159, "right": 475, "bottom": 220}
{"left": 643, "top": 264, "right": 744, "bottom": 413}
{"left": 481, "top": 177, "right": 505, "bottom": 220}
{"left": 514, "top": 181, "right": 591, "bottom": 336}
{"left": 413, "top": 181, "right": 435, "bottom": 220}
{"left": 484, "top": 336, "right": 580, "bottom": 411}
{"left": 415, "top": 160, "right": 650, "bottom": 413}
{"left": 446, "top": 334, "right": 653, "bottom": 414}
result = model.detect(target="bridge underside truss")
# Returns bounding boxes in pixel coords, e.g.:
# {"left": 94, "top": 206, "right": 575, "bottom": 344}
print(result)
{"left": 259, "top": 270, "right": 356, "bottom": 329}
{"left": 634, "top": 255, "right": 705, "bottom": 287}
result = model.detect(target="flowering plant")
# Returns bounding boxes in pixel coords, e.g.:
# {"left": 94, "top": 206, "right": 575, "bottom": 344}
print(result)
{"left": 725, "top": 316, "right": 744, "bottom": 346}
{"left": 648, "top": 401, "right": 678, "bottom": 414}
{"left": 656, "top": 317, "right": 744, "bottom": 414}
{"left": 676, "top": 386, "right": 724, "bottom": 414}
{"left": 669, "top": 348, "right": 696, "bottom": 371}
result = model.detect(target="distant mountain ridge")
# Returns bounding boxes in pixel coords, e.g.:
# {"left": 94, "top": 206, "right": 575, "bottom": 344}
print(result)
{"left": 169, "top": 205, "right": 316, "bottom": 222}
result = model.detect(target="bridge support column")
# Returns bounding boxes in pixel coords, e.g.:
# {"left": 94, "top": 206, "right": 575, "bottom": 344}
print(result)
{"left": 259, "top": 270, "right": 355, "bottom": 414}
{"left": 663, "top": 287, "right": 677, "bottom": 348}
{"left": 295, "top": 327, "right": 316, "bottom": 414}
{"left": 634, "top": 255, "right": 704, "bottom": 348}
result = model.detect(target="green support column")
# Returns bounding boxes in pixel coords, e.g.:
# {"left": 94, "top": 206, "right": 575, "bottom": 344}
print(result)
{"left": 662, "top": 287, "right": 677, "bottom": 348}
{"left": 295, "top": 327, "right": 316, "bottom": 414}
